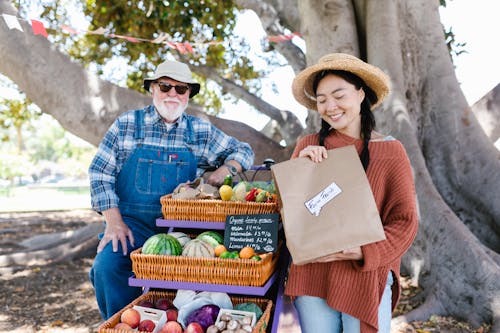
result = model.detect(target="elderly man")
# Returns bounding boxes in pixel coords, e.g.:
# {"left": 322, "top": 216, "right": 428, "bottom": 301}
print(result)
{"left": 88, "top": 59, "right": 254, "bottom": 319}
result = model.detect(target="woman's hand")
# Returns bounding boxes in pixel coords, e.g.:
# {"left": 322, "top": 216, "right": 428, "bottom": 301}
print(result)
{"left": 313, "top": 247, "right": 363, "bottom": 263}
{"left": 298, "top": 145, "right": 328, "bottom": 163}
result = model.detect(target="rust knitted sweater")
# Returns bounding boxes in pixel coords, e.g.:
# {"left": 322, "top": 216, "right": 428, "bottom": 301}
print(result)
{"left": 284, "top": 131, "right": 418, "bottom": 332}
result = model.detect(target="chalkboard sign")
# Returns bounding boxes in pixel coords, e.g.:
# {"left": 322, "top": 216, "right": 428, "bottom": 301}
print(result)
{"left": 224, "top": 213, "right": 279, "bottom": 253}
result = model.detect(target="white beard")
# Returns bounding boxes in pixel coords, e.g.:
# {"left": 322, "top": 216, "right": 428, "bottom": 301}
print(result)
{"left": 154, "top": 97, "right": 187, "bottom": 123}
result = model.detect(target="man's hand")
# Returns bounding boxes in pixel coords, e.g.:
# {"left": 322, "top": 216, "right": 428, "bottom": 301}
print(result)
{"left": 97, "top": 207, "right": 135, "bottom": 255}
{"left": 313, "top": 247, "right": 363, "bottom": 263}
{"left": 206, "top": 161, "right": 242, "bottom": 186}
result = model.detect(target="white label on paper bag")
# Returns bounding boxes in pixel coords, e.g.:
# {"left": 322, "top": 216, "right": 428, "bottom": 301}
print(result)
{"left": 304, "top": 181, "right": 342, "bottom": 216}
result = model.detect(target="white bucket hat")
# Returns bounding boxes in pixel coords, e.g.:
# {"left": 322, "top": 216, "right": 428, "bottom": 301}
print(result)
{"left": 143, "top": 60, "right": 201, "bottom": 98}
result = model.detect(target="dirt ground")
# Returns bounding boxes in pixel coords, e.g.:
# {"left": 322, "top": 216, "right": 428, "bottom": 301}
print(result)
{"left": 0, "top": 210, "right": 102, "bottom": 333}
{"left": 0, "top": 210, "right": 491, "bottom": 333}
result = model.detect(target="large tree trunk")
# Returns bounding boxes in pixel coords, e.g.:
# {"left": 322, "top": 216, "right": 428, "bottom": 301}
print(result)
{"left": 472, "top": 83, "right": 500, "bottom": 145}
{"left": 1, "top": 0, "right": 499, "bottom": 329}
{"left": 297, "top": 0, "right": 500, "bottom": 329}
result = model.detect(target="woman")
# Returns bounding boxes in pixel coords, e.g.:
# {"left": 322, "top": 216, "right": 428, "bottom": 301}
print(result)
{"left": 285, "top": 53, "right": 419, "bottom": 332}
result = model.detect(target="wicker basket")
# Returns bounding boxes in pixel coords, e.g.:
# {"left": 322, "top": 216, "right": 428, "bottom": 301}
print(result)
{"left": 98, "top": 290, "right": 273, "bottom": 333}
{"left": 131, "top": 244, "right": 280, "bottom": 286}
{"left": 160, "top": 194, "right": 278, "bottom": 222}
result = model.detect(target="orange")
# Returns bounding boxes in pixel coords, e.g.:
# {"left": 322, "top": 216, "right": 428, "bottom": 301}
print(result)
{"left": 239, "top": 246, "right": 256, "bottom": 259}
{"left": 214, "top": 244, "right": 227, "bottom": 257}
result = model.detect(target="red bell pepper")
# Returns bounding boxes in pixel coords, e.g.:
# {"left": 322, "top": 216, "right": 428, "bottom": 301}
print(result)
{"left": 245, "top": 188, "right": 259, "bottom": 202}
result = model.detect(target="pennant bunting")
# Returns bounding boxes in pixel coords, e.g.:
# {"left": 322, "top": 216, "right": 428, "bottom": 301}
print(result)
{"left": 151, "top": 33, "right": 169, "bottom": 44}
{"left": 87, "top": 27, "right": 107, "bottom": 35}
{"left": 183, "top": 42, "right": 194, "bottom": 54}
{"left": 2, "top": 13, "right": 23, "bottom": 32}
{"left": 31, "top": 19, "right": 48, "bottom": 37}
{"left": 175, "top": 42, "right": 187, "bottom": 54}
{"left": 111, "top": 34, "right": 139, "bottom": 43}
{"left": 267, "top": 32, "right": 301, "bottom": 43}
{"left": 2, "top": 11, "right": 302, "bottom": 55}
{"left": 165, "top": 41, "right": 176, "bottom": 49}
{"left": 61, "top": 24, "right": 78, "bottom": 34}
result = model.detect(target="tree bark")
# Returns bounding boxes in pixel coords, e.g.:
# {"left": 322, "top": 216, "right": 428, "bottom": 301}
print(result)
{"left": 234, "top": 0, "right": 305, "bottom": 74}
{"left": 471, "top": 83, "right": 500, "bottom": 144}
{"left": 0, "top": 222, "right": 104, "bottom": 273}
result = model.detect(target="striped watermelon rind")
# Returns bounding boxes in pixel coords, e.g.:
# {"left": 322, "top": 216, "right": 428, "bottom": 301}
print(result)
{"left": 142, "top": 233, "right": 182, "bottom": 256}
{"left": 196, "top": 231, "right": 224, "bottom": 248}
{"left": 182, "top": 239, "right": 215, "bottom": 257}
{"left": 167, "top": 231, "right": 191, "bottom": 247}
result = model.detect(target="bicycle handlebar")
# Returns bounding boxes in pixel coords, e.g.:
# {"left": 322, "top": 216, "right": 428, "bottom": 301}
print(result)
{"left": 198, "top": 158, "right": 276, "bottom": 172}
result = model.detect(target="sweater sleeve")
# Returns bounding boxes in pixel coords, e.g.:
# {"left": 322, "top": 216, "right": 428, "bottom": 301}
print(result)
{"left": 354, "top": 142, "right": 419, "bottom": 271}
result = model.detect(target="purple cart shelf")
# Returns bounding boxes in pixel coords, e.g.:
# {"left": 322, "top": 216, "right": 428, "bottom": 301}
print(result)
{"left": 128, "top": 270, "right": 277, "bottom": 296}
{"left": 156, "top": 218, "right": 226, "bottom": 230}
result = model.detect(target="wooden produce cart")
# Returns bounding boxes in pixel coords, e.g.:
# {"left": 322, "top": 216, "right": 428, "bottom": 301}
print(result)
{"left": 126, "top": 163, "right": 290, "bottom": 333}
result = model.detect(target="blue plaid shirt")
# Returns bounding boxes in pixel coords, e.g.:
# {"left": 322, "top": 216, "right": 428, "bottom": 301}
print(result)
{"left": 88, "top": 105, "right": 254, "bottom": 212}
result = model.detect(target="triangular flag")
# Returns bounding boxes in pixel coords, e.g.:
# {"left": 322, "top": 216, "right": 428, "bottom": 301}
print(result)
{"left": 175, "top": 42, "right": 186, "bottom": 54}
{"left": 62, "top": 24, "right": 78, "bottom": 34}
{"left": 31, "top": 19, "right": 48, "bottom": 37}
{"left": 87, "top": 27, "right": 107, "bottom": 35}
{"left": 152, "top": 32, "right": 168, "bottom": 44}
{"left": 113, "top": 34, "right": 139, "bottom": 43}
{"left": 2, "top": 14, "right": 23, "bottom": 32}
{"left": 183, "top": 42, "right": 193, "bottom": 54}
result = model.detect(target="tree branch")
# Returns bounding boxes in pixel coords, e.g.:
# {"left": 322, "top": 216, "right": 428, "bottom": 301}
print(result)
{"left": 196, "top": 64, "right": 303, "bottom": 145}
{"left": 234, "top": 0, "right": 306, "bottom": 73}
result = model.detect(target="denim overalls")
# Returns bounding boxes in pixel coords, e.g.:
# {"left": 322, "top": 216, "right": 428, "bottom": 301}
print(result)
{"left": 90, "top": 110, "right": 197, "bottom": 319}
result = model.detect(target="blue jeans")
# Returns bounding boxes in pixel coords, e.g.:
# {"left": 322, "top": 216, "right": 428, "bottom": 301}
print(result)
{"left": 294, "top": 272, "right": 394, "bottom": 333}
{"left": 89, "top": 226, "right": 150, "bottom": 319}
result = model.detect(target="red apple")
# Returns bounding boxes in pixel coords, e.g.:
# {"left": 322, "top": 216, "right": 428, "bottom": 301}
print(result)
{"left": 138, "top": 319, "right": 156, "bottom": 332}
{"left": 159, "top": 320, "right": 183, "bottom": 333}
{"left": 166, "top": 308, "right": 178, "bottom": 322}
{"left": 184, "top": 322, "right": 203, "bottom": 333}
{"left": 155, "top": 298, "right": 174, "bottom": 310}
{"left": 114, "top": 322, "right": 133, "bottom": 330}
{"left": 137, "top": 299, "right": 155, "bottom": 308}
{"left": 120, "top": 308, "right": 141, "bottom": 329}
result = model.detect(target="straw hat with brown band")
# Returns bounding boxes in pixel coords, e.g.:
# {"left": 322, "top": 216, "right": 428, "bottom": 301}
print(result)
{"left": 292, "top": 53, "right": 391, "bottom": 111}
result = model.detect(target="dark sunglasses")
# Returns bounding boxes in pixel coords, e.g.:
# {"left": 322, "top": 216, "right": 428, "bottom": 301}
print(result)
{"left": 156, "top": 82, "right": 190, "bottom": 95}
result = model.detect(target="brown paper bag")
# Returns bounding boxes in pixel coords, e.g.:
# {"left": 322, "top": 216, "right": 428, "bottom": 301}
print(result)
{"left": 270, "top": 145, "right": 386, "bottom": 265}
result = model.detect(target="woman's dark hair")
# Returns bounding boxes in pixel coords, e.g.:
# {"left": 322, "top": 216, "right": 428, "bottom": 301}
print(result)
{"left": 313, "top": 70, "right": 377, "bottom": 171}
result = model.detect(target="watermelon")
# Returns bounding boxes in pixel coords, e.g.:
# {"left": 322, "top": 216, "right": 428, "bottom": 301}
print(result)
{"left": 167, "top": 231, "right": 191, "bottom": 247}
{"left": 182, "top": 239, "right": 215, "bottom": 257}
{"left": 142, "top": 233, "right": 182, "bottom": 256}
{"left": 196, "top": 231, "right": 223, "bottom": 248}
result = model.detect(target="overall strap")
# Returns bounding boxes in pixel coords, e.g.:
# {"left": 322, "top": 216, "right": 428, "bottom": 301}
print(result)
{"left": 134, "top": 109, "right": 145, "bottom": 143}
{"left": 182, "top": 114, "right": 196, "bottom": 145}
